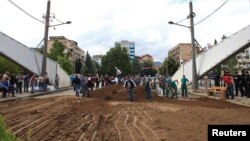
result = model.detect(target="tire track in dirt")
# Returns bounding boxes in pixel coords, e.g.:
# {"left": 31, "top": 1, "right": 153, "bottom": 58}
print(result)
{"left": 13, "top": 105, "right": 69, "bottom": 137}
{"left": 123, "top": 111, "right": 135, "bottom": 141}
{"left": 132, "top": 107, "right": 161, "bottom": 141}
{"left": 77, "top": 114, "right": 94, "bottom": 141}
{"left": 0, "top": 100, "right": 51, "bottom": 114}
{"left": 4, "top": 98, "right": 71, "bottom": 140}
{"left": 114, "top": 111, "right": 122, "bottom": 141}
{"left": 6, "top": 104, "right": 65, "bottom": 127}
{"left": 132, "top": 116, "right": 147, "bottom": 140}
{"left": 19, "top": 105, "right": 71, "bottom": 139}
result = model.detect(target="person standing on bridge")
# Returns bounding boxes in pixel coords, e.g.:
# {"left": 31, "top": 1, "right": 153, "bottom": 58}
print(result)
{"left": 181, "top": 75, "right": 189, "bottom": 97}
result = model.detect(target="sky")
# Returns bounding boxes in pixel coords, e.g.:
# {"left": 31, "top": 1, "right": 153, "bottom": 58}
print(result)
{"left": 0, "top": 0, "right": 250, "bottom": 62}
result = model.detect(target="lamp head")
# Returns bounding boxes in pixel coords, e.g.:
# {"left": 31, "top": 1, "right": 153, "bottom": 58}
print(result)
{"left": 65, "top": 21, "right": 72, "bottom": 24}
{"left": 168, "top": 21, "right": 174, "bottom": 24}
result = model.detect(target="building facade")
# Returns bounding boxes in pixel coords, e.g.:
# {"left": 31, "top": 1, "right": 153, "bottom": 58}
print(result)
{"left": 168, "top": 43, "right": 192, "bottom": 64}
{"left": 236, "top": 47, "right": 250, "bottom": 71}
{"left": 115, "top": 40, "right": 135, "bottom": 61}
{"left": 93, "top": 55, "right": 103, "bottom": 65}
{"left": 47, "top": 36, "right": 85, "bottom": 73}
{"left": 47, "top": 36, "right": 85, "bottom": 63}
{"left": 141, "top": 54, "right": 154, "bottom": 62}
{"left": 168, "top": 43, "right": 203, "bottom": 64}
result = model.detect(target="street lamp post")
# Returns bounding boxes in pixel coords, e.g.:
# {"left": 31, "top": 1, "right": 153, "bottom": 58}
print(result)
{"left": 181, "top": 59, "right": 184, "bottom": 76}
{"left": 168, "top": 1, "right": 199, "bottom": 89}
{"left": 41, "top": 0, "right": 51, "bottom": 75}
{"left": 189, "top": 1, "right": 198, "bottom": 89}
{"left": 41, "top": 0, "right": 71, "bottom": 75}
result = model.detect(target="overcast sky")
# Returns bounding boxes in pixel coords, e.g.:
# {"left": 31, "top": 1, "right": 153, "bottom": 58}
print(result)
{"left": 1, "top": 0, "right": 250, "bottom": 62}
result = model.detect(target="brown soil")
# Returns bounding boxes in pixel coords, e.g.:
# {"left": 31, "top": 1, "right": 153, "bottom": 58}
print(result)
{"left": 0, "top": 85, "right": 249, "bottom": 141}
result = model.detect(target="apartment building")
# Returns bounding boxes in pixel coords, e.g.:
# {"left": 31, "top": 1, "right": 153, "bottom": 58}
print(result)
{"left": 47, "top": 36, "right": 85, "bottom": 63}
{"left": 236, "top": 47, "right": 250, "bottom": 71}
{"left": 168, "top": 43, "right": 202, "bottom": 64}
{"left": 115, "top": 40, "right": 135, "bottom": 61}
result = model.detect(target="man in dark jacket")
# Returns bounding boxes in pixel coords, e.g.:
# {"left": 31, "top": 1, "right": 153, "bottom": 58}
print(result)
{"left": 74, "top": 75, "right": 81, "bottom": 97}
{"left": 124, "top": 75, "right": 136, "bottom": 102}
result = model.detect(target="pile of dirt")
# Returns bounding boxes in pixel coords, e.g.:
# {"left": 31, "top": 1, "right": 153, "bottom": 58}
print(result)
{"left": 89, "top": 85, "right": 245, "bottom": 109}
{"left": 90, "top": 85, "right": 164, "bottom": 102}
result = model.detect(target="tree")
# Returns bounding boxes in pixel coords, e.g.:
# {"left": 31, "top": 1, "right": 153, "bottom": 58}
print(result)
{"left": 159, "top": 56, "right": 179, "bottom": 76}
{"left": 159, "top": 58, "right": 168, "bottom": 76}
{"left": 222, "top": 55, "right": 238, "bottom": 73}
{"left": 0, "top": 56, "right": 20, "bottom": 74}
{"left": 167, "top": 57, "right": 179, "bottom": 76}
{"left": 132, "top": 57, "right": 143, "bottom": 76}
{"left": 83, "top": 51, "right": 95, "bottom": 76}
{"left": 47, "top": 40, "right": 75, "bottom": 74}
{"left": 57, "top": 56, "right": 73, "bottom": 74}
{"left": 93, "top": 61, "right": 101, "bottom": 74}
{"left": 101, "top": 45, "right": 132, "bottom": 76}
{"left": 142, "top": 60, "right": 157, "bottom": 76}
{"left": 48, "top": 40, "right": 65, "bottom": 61}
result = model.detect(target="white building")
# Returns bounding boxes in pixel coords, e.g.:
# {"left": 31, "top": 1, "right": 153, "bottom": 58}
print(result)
{"left": 115, "top": 40, "right": 135, "bottom": 61}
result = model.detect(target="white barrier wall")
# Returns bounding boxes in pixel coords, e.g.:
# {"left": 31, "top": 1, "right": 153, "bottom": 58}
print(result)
{"left": 172, "top": 24, "right": 250, "bottom": 88}
{"left": 0, "top": 31, "right": 71, "bottom": 88}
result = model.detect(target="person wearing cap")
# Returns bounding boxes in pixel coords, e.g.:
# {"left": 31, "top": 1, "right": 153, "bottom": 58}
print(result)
{"left": 181, "top": 75, "right": 189, "bottom": 97}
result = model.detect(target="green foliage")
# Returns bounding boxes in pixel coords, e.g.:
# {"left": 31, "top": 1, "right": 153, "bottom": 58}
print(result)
{"left": 83, "top": 51, "right": 95, "bottom": 75}
{"left": 132, "top": 58, "right": 143, "bottom": 75}
{"left": 48, "top": 40, "right": 65, "bottom": 61}
{"left": 47, "top": 40, "right": 74, "bottom": 74}
{"left": 167, "top": 57, "right": 179, "bottom": 76}
{"left": 93, "top": 61, "right": 101, "bottom": 74}
{"left": 142, "top": 60, "right": 157, "bottom": 76}
{"left": 101, "top": 46, "right": 132, "bottom": 76}
{"left": 222, "top": 55, "right": 238, "bottom": 73}
{"left": 0, "top": 56, "right": 20, "bottom": 74}
{"left": 159, "top": 58, "right": 168, "bottom": 76}
{"left": 159, "top": 56, "right": 179, "bottom": 76}
{"left": 0, "top": 116, "right": 17, "bottom": 141}
{"left": 57, "top": 56, "right": 73, "bottom": 74}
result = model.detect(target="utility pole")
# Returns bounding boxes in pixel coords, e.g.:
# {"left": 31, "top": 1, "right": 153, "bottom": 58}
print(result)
{"left": 41, "top": 0, "right": 51, "bottom": 75}
{"left": 189, "top": 1, "right": 199, "bottom": 89}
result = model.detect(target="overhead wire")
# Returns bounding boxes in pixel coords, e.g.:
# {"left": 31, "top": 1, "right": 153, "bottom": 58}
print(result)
{"left": 7, "top": 0, "right": 44, "bottom": 24}
{"left": 194, "top": 0, "right": 229, "bottom": 25}
{"left": 176, "top": 17, "right": 188, "bottom": 24}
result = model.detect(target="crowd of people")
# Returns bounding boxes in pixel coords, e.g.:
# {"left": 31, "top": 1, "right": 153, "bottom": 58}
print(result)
{"left": 1, "top": 67, "right": 249, "bottom": 102}
{"left": 0, "top": 71, "right": 52, "bottom": 98}
{"left": 222, "top": 70, "right": 250, "bottom": 99}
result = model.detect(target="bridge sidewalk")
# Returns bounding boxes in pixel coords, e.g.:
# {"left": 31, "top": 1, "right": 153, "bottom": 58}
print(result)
{"left": 188, "top": 88, "right": 250, "bottom": 107}
{"left": 0, "top": 86, "right": 72, "bottom": 102}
